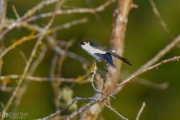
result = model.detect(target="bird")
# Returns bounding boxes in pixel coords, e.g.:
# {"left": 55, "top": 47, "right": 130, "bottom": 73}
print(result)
{"left": 79, "top": 38, "right": 131, "bottom": 68}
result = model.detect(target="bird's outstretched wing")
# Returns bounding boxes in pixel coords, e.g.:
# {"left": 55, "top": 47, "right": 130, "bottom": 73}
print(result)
{"left": 93, "top": 46, "right": 131, "bottom": 65}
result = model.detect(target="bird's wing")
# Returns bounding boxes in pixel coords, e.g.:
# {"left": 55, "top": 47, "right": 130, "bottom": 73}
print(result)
{"left": 93, "top": 46, "right": 131, "bottom": 65}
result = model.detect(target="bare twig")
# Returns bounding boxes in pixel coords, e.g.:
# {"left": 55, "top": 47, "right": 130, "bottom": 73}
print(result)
{"left": 50, "top": 39, "right": 74, "bottom": 78}
{"left": 0, "top": 34, "right": 38, "bottom": 59}
{"left": 149, "top": 0, "right": 174, "bottom": 39}
{"left": 0, "top": 0, "right": 7, "bottom": 32}
{"left": 104, "top": 103, "right": 128, "bottom": 120}
{"left": 136, "top": 102, "right": 146, "bottom": 120}
{"left": 12, "top": 44, "right": 48, "bottom": 114}
{"left": 26, "top": 0, "right": 116, "bottom": 22}
{"left": 112, "top": 35, "right": 180, "bottom": 93}
{"left": 0, "top": 0, "right": 7, "bottom": 75}
{"left": 90, "top": 62, "right": 114, "bottom": 99}
{"left": 119, "top": 71, "right": 169, "bottom": 89}
{"left": 114, "top": 56, "right": 180, "bottom": 92}
{"left": 47, "top": 36, "right": 91, "bottom": 66}
{"left": 12, "top": 5, "right": 20, "bottom": 19}
{"left": 66, "top": 98, "right": 105, "bottom": 120}
{"left": 0, "top": 86, "right": 14, "bottom": 92}
{"left": 134, "top": 78, "right": 169, "bottom": 90}
{"left": 0, "top": 18, "right": 88, "bottom": 59}
{"left": 1, "top": 0, "right": 63, "bottom": 117}
{"left": 0, "top": 0, "right": 58, "bottom": 41}
{"left": 37, "top": 97, "right": 99, "bottom": 120}
{"left": 85, "top": 0, "right": 110, "bottom": 36}
{"left": 0, "top": 75, "right": 89, "bottom": 83}
{"left": 52, "top": 18, "right": 88, "bottom": 31}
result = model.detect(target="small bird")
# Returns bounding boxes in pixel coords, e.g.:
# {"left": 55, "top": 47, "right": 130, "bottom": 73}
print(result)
{"left": 79, "top": 38, "right": 131, "bottom": 68}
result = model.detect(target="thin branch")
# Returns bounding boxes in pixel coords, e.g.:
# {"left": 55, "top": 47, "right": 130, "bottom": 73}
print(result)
{"left": 119, "top": 71, "right": 169, "bottom": 90}
{"left": 0, "top": 0, "right": 7, "bottom": 76}
{"left": 149, "top": 0, "right": 174, "bottom": 39}
{"left": 85, "top": 0, "right": 110, "bottom": 36}
{"left": 26, "top": 0, "right": 116, "bottom": 22}
{"left": 47, "top": 36, "right": 91, "bottom": 66}
{"left": 104, "top": 103, "right": 128, "bottom": 120}
{"left": 0, "top": 75, "right": 89, "bottom": 83}
{"left": 0, "top": 0, "right": 58, "bottom": 41}
{"left": 136, "top": 102, "right": 146, "bottom": 120}
{"left": 37, "top": 97, "right": 99, "bottom": 120}
{"left": 114, "top": 56, "right": 180, "bottom": 91}
{"left": 1, "top": 0, "right": 63, "bottom": 116}
{"left": 0, "top": 86, "right": 14, "bottom": 92}
{"left": 134, "top": 78, "right": 169, "bottom": 90}
{"left": 12, "top": 44, "right": 48, "bottom": 114}
{"left": 0, "top": 34, "right": 38, "bottom": 59}
{"left": 12, "top": 5, "right": 20, "bottom": 19}
{"left": 66, "top": 98, "right": 104, "bottom": 120}
{"left": 52, "top": 18, "right": 88, "bottom": 31}
{"left": 90, "top": 62, "right": 114, "bottom": 99}
{"left": 50, "top": 52, "right": 61, "bottom": 111}
{"left": 0, "top": 0, "right": 7, "bottom": 32}
{"left": 0, "top": 18, "right": 88, "bottom": 59}
{"left": 111, "top": 34, "right": 180, "bottom": 93}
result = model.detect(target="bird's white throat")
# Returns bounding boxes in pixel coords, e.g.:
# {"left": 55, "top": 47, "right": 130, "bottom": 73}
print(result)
{"left": 81, "top": 42, "right": 106, "bottom": 62}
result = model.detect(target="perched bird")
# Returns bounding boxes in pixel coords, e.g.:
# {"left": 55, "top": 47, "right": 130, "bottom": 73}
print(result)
{"left": 79, "top": 38, "right": 131, "bottom": 68}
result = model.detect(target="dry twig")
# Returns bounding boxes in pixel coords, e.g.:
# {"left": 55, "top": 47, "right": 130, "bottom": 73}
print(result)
{"left": 1, "top": 0, "right": 63, "bottom": 117}
{"left": 149, "top": 0, "right": 174, "bottom": 39}
{"left": 112, "top": 35, "right": 180, "bottom": 93}
{"left": 136, "top": 102, "right": 146, "bottom": 120}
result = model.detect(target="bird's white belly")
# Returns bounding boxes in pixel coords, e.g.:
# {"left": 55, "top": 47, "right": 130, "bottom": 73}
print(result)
{"left": 81, "top": 43, "right": 106, "bottom": 62}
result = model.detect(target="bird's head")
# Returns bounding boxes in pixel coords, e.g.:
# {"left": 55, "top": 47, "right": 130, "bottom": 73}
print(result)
{"left": 79, "top": 38, "right": 91, "bottom": 46}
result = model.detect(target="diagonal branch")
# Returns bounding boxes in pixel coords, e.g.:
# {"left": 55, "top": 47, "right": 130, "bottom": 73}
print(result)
{"left": 136, "top": 102, "right": 146, "bottom": 120}
{"left": 26, "top": 0, "right": 116, "bottom": 22}
{"left": 149, "top": 0, "right": 174, "bottom": 39}
{"left": 112, "top": 35, "right": 180, "bottom": 92}
{"left": 0, "top": 0, "right": 58, "bottom": 41}
{"left": 0, "top": 1, "right": 63, "bottom": 118}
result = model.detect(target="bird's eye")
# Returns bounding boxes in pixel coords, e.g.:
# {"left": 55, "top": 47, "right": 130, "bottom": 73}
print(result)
{"left": 79, "top": 42, "right": 85, "bottom": 45}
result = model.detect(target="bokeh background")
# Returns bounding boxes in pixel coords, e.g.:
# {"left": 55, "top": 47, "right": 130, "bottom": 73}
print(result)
{"left": 1, "top": 0, "right": 180, "bottom": 119}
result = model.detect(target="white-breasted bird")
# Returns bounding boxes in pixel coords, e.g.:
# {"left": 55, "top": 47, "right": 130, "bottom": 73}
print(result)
{"left": 79, "top": 38, "right": 131, "bottom": 68}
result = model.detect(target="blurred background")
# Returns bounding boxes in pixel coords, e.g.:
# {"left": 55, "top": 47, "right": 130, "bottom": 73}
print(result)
{"left": 1, "top": 0, "right": 180, "bottom": 119}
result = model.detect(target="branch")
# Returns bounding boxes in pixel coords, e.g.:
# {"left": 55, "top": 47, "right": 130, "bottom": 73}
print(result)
{"left": 136, "top": 102, "right": 146, "bottom": 120}
{"left": 149, "top": 0, "right": 174, "bottom": 39}
{"left": 104, "top": 103, "right": 128, "bottom": 120}
{"left": 66, "top": 98, "right": 104, "bottom": 120}
{"left": 90, "top": 62, "right": 114, "bottom": 99}
{"left": 114, "top": 56, "right": 180, "bottom": 91}
{"left": 12, "top": 44, "right": 48, "bottom": 113}
{"left": 134, "top": 78, "right": 169, "bottom": 90}
{"left": 0, "top": 0, "right": 58, "bottom": 41}
{"left": 112, "top": 35, "right": 180, "bottom": 92}
{"left": 1, "top": 0, "right": 63, "bottom": 117}
{"left": 0, "top": 75, "right": 89, "bottom": 83}
{"left": 0, "top": 0, "right": 7, "bottom": 32}
{"left": 37, "top": 97, "right": 99, "bottom": 120}
{"left": 0, "top": 18, "right": 88, "bottom": 60}
{"left": 26, "top": 0, "right": 116, "bottom": 22}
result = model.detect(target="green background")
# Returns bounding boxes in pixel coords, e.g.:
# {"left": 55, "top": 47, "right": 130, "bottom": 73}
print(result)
{"left": 1, "top": 0, "right": 180, "bottom": 119}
